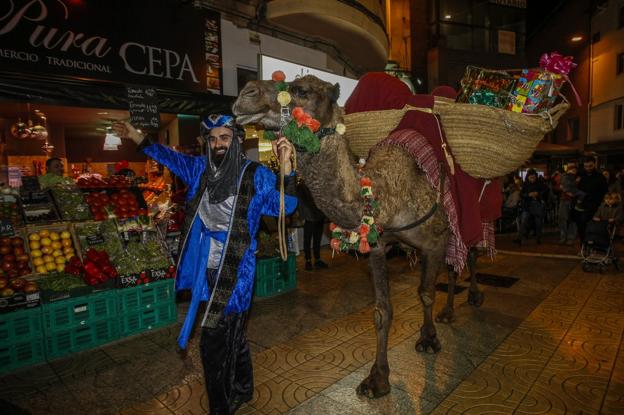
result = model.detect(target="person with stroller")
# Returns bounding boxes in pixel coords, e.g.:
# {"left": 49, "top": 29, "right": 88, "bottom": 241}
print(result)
{"left": 582, "top": 192, "right": 623, "bottom": 270}
{"left": 575, "top": 157, "right": 608, "bottom": 241}
{"left": 514, "top": 169, "right": 549, "bottom": 245}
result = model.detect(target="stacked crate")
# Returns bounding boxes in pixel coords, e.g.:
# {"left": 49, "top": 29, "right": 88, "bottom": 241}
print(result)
{"left": 0, "top": 307, "right": 45, "bottom": 373}
{"left": 116, "top": 279, "right": 177, "bottom": 337}
{"left": 42, "top": 290, "right": 119, "bottom": 359}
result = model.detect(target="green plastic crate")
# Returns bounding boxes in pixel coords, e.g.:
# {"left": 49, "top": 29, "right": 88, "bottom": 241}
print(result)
{"left": 255, "top": 254, "right": 297, "bottom": 298}
{"left": 117, "top": 279, "right": 175, "bottom": 313}
{"left": 118, "top": 302, "right": 177, "bottom": 337}
{"left": 44, "top": 318, "right": 119, "bottom": 360}
{"left": 0, "top": 307, "right": 43, "bottom": 345}
{"left": 0, "top": 337, "right": 45, "bottom": 374}
{"left": 42, "top": 290, "right": 117, "bottom": 333}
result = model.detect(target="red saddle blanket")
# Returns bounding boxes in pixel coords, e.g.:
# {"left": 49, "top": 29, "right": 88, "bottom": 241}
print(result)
{"left": 345, "top": 73, "right": 502, "bottom": 272}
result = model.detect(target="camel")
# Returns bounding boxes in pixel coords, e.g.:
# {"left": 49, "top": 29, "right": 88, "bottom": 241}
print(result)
{"left": 233, "top": 75, "right": 483, "bottom": 398}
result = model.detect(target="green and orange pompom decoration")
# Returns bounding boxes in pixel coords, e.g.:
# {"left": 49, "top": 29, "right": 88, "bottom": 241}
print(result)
{"left": 263, "top": 70, "right": 322, "bottom": 153}
{"left": 330, "top": 176, "right": 382, "bottom": 254}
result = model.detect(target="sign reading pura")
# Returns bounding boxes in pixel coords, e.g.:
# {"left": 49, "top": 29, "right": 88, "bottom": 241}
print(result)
{"left": 0, "top": 0, "right": 209, "bottom": 92}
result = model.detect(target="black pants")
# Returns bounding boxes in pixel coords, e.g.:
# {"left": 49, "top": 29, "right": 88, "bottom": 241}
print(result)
{"left": 200, "top": 311, "right": 253, "bottom": 415}
{"left": 303, "top": 220, "right": 324, "bottom": 261}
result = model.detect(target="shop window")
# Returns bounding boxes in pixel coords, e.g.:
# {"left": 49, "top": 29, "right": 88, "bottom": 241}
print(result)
{"left": 567, "top": 117, "right": 579, "bottom": 142}
{"left": 618, "top": 52, "right": 624, "bottom": 75}
{"left": 615, "top": 104, "right": 624, "bottom": 130}
{"left": 237, "top": 67, "right": 257, "bottom": 94}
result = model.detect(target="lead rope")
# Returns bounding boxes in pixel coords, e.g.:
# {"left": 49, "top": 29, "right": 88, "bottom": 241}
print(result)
{"left": 278, "top": 105, "right": 291, "bottom": 261}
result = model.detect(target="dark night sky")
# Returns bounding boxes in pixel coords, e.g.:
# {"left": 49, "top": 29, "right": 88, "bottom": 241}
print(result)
{"left": 526, "top": 0, "right": 570, "bottom": 38}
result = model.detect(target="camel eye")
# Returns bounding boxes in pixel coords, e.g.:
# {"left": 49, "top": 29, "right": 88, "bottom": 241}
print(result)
{"left": 292, "top": 87, "right": 308, "bottom": 98}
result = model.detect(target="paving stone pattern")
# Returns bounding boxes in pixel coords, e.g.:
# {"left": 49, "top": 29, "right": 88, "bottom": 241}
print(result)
{"left": 0, "top": 244, "right": 621, "bottom": 414}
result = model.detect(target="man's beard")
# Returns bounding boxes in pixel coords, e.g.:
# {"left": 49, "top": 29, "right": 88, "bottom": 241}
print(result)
{"left": 212, "top": 147, "right": 227, "bottom": 166}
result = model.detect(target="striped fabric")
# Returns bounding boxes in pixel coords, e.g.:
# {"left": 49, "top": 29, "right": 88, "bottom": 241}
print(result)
{"left": 375, "top": 129, "right": 468, "bottom": 273}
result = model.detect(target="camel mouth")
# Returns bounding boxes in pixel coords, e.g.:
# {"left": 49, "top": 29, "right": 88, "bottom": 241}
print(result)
{"left": 235, "top": 113, "right": 281, "bottom": 131}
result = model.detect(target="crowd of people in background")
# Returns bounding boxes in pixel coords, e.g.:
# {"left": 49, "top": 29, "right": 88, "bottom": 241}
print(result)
{"left": 502, "top": 157, "right": 624, "bottom": 247}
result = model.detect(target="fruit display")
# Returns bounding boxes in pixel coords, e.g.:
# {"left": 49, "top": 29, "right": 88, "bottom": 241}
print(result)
{"left": 85, "top": 189, "right": 147, "bottom": 221}
{"left": 0, "top": 236, "right": 32, "bottom": 279}
{"left": 0, "top": 276, "right": 38, "bottom": 298}
{"left": 64, "top": 249, "right": 118, "bottom": 286}
{"left": 73, "top": 220, "right": 124, "bottom": 260}
{"left": 77, "top": 175, "right": 132, "bottom": 189}
{"left": 0, "top": 195, "right": 24, "bottom": 229}
{"left": 50, "top": 187, "right": 91, "bottom": 221}
{"left": 28, "top": 228, "right": 77, "bottom": 274}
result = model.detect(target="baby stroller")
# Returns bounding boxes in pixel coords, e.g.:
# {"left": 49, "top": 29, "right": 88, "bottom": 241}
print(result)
{"left": 581, "top": 220, "right": 620, "bottom": 273}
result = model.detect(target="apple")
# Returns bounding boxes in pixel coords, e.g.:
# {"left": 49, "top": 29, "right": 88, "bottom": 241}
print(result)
{"left": 23, "top": 282, "right": 38, "bottom": 293}
{"left": 13, "top": 247, "right": 25, "bottom": 256}
{"left": 1, "top": 287, "right": 14, "bottom": 297}
{"left": 7, "top": 269, "right": 18, "bottom": 278}
{"left": 0, "top": 245, "right": 11, "bottom": 255}
{"left": 10, "top": 278, "right": 26, "bottom": 290}
{"left": 3, "top": 254, "right": 15, "bottom": 263}
{"left": 18, "top": 268, "right": 30, "bottom": 277}
{"left": 0, "top": 277, "right": 7, "bottom": 289}
{"left": 0, "top": 237, "right": 11, "bottom": 246}
{"left": 10, "top": 237, "right": 23, "bottom": 247}
{"left": 1, "top": 261, "right": 14, "bottom": 271}
{"left": 15, "top": 254, "right": 29, "bottom": 262}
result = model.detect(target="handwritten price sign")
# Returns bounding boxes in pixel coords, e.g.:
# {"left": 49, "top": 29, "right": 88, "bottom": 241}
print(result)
{"left": 127, "top": 86, "right": 160, "bottom": 131}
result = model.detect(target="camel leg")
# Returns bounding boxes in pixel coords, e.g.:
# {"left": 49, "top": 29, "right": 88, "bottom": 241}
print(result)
{"left": 466, "top": 248, "right": 484, "bottom": 307}
{"left": 356, "top": 245, "right": 392, "bottom": 399}
{"left": 435, "top": 265, "right": 456, "bottom": 324}
{"left": 415, "top": 252, "right": 443, "bottom": 354}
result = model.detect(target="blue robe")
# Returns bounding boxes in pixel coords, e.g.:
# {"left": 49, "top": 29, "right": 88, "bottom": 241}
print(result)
{"left": 141, "top": 144, "right": 297, "bottom": 348}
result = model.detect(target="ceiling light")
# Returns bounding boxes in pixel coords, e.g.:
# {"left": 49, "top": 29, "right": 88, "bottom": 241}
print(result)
{"left": 96, "top": 112, "right": 109, "bottom": 115}
{"left": 444, "top": 14, "right": 452, "bottom": 19}
{"left": 571, "top": 36, "right": 583, "bottom": 42}
{"left": 103, "top": 132, "right": 122, "bottom": 151}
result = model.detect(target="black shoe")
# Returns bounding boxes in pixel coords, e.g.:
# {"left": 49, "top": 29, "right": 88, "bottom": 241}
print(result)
{"left": 314, "top": 260, "right": 328, "bottom": 269}
{"left": 305, "top": 261, "right": 313, "bottom": 271}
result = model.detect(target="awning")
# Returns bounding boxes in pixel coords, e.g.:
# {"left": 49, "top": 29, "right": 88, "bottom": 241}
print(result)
{"left": 0, "top": 72, "right": 235, "bottom": 116}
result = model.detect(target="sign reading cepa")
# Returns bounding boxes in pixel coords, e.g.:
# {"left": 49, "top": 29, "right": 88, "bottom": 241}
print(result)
{"left": 0, "top": 0, "right": 206, "bottom": 92}
{"left": 259, "top": 55, "right": 357, "bottom": 106}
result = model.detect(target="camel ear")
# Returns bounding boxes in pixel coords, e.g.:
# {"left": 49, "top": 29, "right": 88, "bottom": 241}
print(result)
{"left": 331, "top": 83, "right": 340, "bottom": 103}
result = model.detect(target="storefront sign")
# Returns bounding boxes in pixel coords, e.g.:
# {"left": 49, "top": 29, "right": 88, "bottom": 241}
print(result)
{"left": 127, "top": 86, "right": 160, "bottom": 131}
{"left": 0, "top": 0, "right": 216, "bottom": 93}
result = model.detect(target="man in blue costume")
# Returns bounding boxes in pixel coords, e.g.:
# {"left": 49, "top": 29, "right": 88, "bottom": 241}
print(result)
{"left": 114, "top": 116, "right": 297, "bottom": 414}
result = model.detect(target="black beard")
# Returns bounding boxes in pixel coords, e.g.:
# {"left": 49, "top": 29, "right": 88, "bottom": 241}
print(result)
{"left": 213, "top": 153, "right": 225, "bottom": 166}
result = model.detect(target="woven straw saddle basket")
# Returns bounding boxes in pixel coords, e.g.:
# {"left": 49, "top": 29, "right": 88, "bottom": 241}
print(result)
{"left": 343, "top": 97, "right": 570, "bottom": 179}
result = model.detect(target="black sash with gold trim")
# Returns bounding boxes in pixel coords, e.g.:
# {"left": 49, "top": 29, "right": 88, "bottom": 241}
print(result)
{"left": 201, "top": 162, "right": 258, "bottom": 328}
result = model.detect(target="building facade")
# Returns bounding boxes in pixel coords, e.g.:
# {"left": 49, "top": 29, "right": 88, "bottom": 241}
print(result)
{"left": 587, "top": 0, "right": 624, "bottom": 164}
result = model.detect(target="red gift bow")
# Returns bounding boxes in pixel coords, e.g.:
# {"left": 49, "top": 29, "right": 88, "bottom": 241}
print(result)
{"left": 539, "top": 51, "right": 581, "bottom": 106}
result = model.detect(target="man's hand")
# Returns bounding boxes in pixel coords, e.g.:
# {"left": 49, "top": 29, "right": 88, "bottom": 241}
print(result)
{"left": 271, "top": 136, "right": 294, "bottom": 176}
{"left": 593, "top": 217, "right": 600, "bottom": 221}
{"left": 111, "top": 121, "right": 145, "bottom": 145}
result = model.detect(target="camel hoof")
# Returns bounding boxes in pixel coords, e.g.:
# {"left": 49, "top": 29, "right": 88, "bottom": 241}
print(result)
{"left": 468, "top": 290, "right": 484, "bottom": 308}
{"left": 435, "top": 307, "right": 455, "bottom": 324}
{"left": 356, "top": 374, "right": 391, "bottom": 399}
{"left": 415, "top": 334, "right": 441, "bottom": 354}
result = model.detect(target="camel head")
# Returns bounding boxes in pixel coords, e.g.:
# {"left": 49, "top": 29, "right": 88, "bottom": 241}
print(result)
{"left": 232, "top": 75, "right": 341, "bottom": 132}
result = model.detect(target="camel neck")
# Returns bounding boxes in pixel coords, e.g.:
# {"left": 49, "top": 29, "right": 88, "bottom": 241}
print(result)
{"left": 298, "top": 134, "right": 364, "bottom": 229}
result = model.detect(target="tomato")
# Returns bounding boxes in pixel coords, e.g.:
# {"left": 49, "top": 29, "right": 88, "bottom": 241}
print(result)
{"left": 100, "top": 194, "right": 110, "bottom": 204}
{"left": 94, "top": 213, "right": 106, "bottom": 221}
{"left": 117, "top": 197, "right": 128, "bottom": 206}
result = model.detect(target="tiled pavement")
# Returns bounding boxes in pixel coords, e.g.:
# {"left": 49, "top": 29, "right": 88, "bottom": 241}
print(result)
{"left": 1, "top": 242, "right": 622, "bottom": 414}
